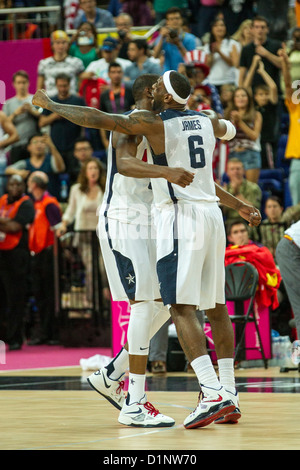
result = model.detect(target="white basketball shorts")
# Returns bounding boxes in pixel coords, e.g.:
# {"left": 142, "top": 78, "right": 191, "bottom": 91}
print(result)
{"left": 97, "top": 215, "right": 161, "bottom": 302}
{"left": 153, "top": 201, "right": 226, "bottom": 309}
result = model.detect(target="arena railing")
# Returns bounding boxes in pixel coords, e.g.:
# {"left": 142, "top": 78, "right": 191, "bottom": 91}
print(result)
{"left": 0, "top": 5, "right": 161, "bottom": 41}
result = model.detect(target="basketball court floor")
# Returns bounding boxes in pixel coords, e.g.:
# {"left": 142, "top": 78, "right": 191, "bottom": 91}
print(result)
{"left": 1, "top": 361, "right": 300, "bottom": 451}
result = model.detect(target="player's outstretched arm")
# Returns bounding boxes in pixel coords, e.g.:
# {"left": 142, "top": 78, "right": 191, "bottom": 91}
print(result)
{"left": 215, "top": 182, "right": 261, "bottom": 227}
{"left": 115, "top": 132, "right": 194, "bottom": 188}
{"left": 32, "top": 89, "right": 159, "bottom": 136}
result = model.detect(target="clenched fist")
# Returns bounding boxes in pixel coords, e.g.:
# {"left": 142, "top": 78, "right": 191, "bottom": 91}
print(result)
{"left": 32, "top": 89, "right": 51, "bottom": 110}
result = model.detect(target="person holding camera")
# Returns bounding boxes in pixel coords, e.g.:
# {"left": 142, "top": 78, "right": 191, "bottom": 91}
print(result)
{"left": 69, "top": 21, "right": 99, "bottom": 69}
{"left": 153, "top": 7, "right": 197, "bottom": 72}
{"left": 115, "top": 12, "right": 135, "bottom": 60}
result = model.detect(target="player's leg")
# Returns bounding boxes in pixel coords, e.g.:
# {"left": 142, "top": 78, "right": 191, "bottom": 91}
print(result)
{"left": 169, "top": 303, "right": 235, "bottom": 429}
{"left": 118, "top": 299, "right": 174, "bottom": 427}
{"left": 205, "top": 303, "right": 241, "bottom": 424}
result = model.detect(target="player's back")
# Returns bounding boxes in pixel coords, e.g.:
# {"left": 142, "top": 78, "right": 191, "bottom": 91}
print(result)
{"left": 148, "top": 109, "right": 218, "bottom": 206}
{"left": 100, "top": 110, "right": 153, "bottom": 225}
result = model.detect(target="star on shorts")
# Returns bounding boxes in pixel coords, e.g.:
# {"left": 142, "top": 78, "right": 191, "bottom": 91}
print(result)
{"left": 126, "top": 273, "right": 135, "bottom": 284}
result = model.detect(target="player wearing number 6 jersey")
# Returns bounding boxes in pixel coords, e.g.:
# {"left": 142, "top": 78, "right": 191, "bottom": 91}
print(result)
{"left": 32, "top": 70, "right": 262, "bottom": 429}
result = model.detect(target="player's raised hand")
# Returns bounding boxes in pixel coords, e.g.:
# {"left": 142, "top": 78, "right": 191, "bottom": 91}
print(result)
{"left": 32, "top": 89, "right": 52, "bottom": 110}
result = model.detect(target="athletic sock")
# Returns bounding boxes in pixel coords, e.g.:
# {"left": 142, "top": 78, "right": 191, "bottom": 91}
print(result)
{"left": 217, "top": 358, "right": 236, "bottom": 394}
{"left": 191, "top": 354, "right": 221, "bottom": 391}
{"left": 105, "top": 347, "right": 129, "bottom": 380}
{"left": 126, "top": 373, "right": 146, "bottom": 404}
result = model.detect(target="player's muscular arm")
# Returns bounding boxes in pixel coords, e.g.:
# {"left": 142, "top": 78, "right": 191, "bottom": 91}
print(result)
{"left": 32, "top": 89, "right": 160, "bottom": 136}
{"left": 215, "top": 182, "right": 261, "bottom": 227}
{"left": 115, "top": 133, "right": 194, "bottom": 188}
{"left": 201, "top": 109, "right": 232, "bottom": 139}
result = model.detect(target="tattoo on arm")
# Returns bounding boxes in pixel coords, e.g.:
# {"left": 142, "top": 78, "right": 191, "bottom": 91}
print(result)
{"left": 48, "top": 103, "right": 157, "bottom": 135}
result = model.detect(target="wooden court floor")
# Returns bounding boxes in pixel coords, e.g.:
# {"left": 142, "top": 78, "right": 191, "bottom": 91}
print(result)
{"left": 1, "top": 366, "right": 300, "bottom": 452}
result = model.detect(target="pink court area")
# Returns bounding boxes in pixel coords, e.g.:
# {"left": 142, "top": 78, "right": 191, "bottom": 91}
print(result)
{"left": 0, "top": 345, "right": 112, "bottom": 372}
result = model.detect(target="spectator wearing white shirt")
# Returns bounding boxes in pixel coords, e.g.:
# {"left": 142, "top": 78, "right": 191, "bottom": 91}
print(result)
{"left": 82, "top": 37, "right": 131, "bottom": 83}
{"left": 203, "top": 18, "right": 240, "bottom": 89}
{"left": 37, "top": 30, "right": 85, "bottom": 98}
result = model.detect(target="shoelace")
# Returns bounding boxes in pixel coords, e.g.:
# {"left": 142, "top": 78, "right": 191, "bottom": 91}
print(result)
{"left": 144, "top": 402, "right": 160, "bottom": 417}
{"left": 116, "top": 380, "right": 125, "bottom": 395}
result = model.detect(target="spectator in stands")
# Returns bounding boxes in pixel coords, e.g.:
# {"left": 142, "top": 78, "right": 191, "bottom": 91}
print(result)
{"left": 0, "top": 111, "right": 19, "bottom": 196}
{"left": 152, "top": 7, "right": 197, "bottom": 72}
{"left": 39, "top": 74, "right": 85, "bottom": 176}
{"left": 220, "top": 157, "right": 262, "bottom": 234}
{"left": 258, "top": 195, "right": 300, "bottom": 259}
{"left": 280, "top": 47, "right": 300, "bottom": 205}
{"left": 27, "top": 171, "right": 62, "bottom": 346}
{"left": 187, "top": 84, "right": 212, "bottom": 111}
{"left": 152, "top": 0, "right": 189, "bottom": 24}
{"left": 0, "top": 175, "right": 35, "bottom": 350}
{"left": 219, "top": 83, "right": 236, "bottom": 109}
{"left": 56, "top": 158, "right": 106, "bottom": 305}
{"left": 238, "top": 16, "right": 282, "bottom": 93}
{"left": 3, "top": 71, "right": 40, "bottom": 164}
{"left": 5, "top": 133, "right": 65, "bottom": 200}
{"left": 178, "top": 62, "right": 224, "bottom": 115}
{"left": 70, "top": 137, "right": 94, "bottom": 183}
{"left": 37, "top": 30, "right": 85, "bottom": 97}
{"left": 203, "top": 18, "right": 241, "bottom": 89}
{"left": 276, "top": 219, "right": 300, "bottom": 342}
{"left": 121, "top": 0, "right": 154, "bottom": 27}
{"left": 193, "top": 0, "right": 224, "bottom": 40}
{"left": 280, "top": 27, "right": 300, "bottom": 97}
{"left": 225, "top": 220, "right": 281, "bottom": 311}
{"left": 115, "top": 12, "right": 135, "bottom": 60}
{"left": 69, "top": 21, "right": 99, "bottom": 69}
{"left": 124, "top": 38, "right": 162, "bottom": 86}
{"left": 74, "top": 0, "right": 115, "bottom": 29}
{"left": 231, "top": 18, "right": 253, "bottom": 48}
{"left": 82, "top": 36, "right": 131, "bottom": 83}
{"left": 99, "top": 62, "right": 134, "bottom": 150}
{"left": 224, "top": 86, "right": 262, "bottom": 183}
{"left": 242, "top": 56, "right": 279, "bottom": 169}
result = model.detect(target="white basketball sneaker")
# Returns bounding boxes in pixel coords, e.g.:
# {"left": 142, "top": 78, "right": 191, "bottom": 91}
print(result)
{"left": 118, "top": 394, "right": 175, "bottom": 428}
{"left": 214, "top": 389, "right": 241, "bottom": 424}
{"left": 87, "top": 368, "right": 126, "bottom": 410}
{"left": 183, "top": 385, "right": 235, "bottom": 429}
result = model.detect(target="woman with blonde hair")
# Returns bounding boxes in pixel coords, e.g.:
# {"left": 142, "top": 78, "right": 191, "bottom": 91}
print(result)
{"left": 231, "top": 19, "right": 253, "bottom": 47}
{"left": 224, "top": 86, "right": 262, "bottom": 183}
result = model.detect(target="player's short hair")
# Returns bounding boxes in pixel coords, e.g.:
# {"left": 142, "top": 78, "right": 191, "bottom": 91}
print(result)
{"left": 169, "top": 71, "right": 191, "bottom": 101}
{"left": 132, "top": 73, "right": 160, "bottom": 102}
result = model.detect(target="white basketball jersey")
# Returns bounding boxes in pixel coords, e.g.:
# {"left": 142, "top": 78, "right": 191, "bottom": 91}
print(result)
{"left": 148, "top": 109, "right": 219, "bottom": 206}
{"left": 100, "top": 110, "right": 153, "bottom": 225}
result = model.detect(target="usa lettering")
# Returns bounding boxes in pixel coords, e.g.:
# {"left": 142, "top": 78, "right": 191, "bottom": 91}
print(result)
{"left": 182, "top": 119, "right": 202, "bottom": 131}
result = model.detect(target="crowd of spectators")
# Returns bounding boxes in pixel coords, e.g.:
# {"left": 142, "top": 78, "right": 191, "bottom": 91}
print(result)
{"left": 0, "top": 1, "right": 300, "bottom": 363}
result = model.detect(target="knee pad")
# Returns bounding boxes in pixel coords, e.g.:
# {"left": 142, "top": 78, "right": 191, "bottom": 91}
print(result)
{"left": 127, "top": 301, "right": 154, "bottom": 356}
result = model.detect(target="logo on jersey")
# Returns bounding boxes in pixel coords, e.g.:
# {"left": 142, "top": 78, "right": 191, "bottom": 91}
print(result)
{"left": 182, "top": 119, "right": 202, "bottom": 131}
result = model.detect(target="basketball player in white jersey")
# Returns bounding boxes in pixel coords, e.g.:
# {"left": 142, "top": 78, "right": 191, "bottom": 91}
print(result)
{"left": 32, "top": 72, "right": 261, "bottom": 429}
{"left": 89, "top": 74, "right": 194, "bottom": 428}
